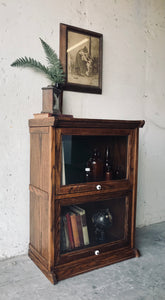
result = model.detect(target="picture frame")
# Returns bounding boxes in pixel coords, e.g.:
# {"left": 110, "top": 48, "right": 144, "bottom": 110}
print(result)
{"left": 60, "top": 23, "right": 103, "bottom": 94}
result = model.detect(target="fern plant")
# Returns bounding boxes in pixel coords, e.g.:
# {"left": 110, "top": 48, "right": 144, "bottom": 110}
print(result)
{"left": 11, "top": 38, "right": 65, "bottom": 86}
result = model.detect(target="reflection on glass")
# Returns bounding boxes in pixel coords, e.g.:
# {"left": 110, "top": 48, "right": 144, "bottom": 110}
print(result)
{"left": 61, "top": 135, "right": 128, "bottom": 186}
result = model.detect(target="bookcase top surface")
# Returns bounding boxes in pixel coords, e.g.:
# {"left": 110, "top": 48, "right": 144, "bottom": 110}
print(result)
{"left": 29, "top": 115, "right": 145, "bottom": 129}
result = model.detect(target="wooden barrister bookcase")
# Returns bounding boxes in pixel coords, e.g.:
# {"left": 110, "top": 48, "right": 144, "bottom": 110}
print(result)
{"left": 28, "top": 115, "right": 144, "bottom": 284}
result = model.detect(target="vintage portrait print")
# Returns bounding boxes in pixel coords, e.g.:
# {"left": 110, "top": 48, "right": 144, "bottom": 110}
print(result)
{"left": 60, "top": 24, "right": 102, "bottom": 93}
{"left": 67, "top": 30, "right": 100, "bottom": 88}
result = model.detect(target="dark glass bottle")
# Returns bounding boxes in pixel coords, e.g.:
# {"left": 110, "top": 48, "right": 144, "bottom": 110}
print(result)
{"left": 104, "top": 147, "right": 113, "bottom": 180}
{"left": 114, "top": 166, "right": 123, "bottom": 180}
{"left": 90, "top": 149, "right": 103, "bottom": 181}
{"left": 85, "top": 161, "right": 91, "bottom": 182}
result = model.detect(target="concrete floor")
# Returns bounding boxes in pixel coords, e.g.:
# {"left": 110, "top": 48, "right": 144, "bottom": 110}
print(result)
{"left": 0, "top": 221, "right": 165, "bottom": 300}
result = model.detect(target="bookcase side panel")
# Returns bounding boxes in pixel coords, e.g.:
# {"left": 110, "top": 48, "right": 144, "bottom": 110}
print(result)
{"left": 126, "top": 128, "right": 139, "bottom": 248}
{"left": 29, "top": 187, "right": 49, "bottom": 264}
{"left": 48, "top": 126, "right": 56, "bottom": 270}
{"left": 130, "top": 128, "right": 139, "bottom": 248}
{"left": 29, "top": 125, "right": 56, "bottom": 271}
{"left": 30, "top": 127, "right": 50, "bottom": 192}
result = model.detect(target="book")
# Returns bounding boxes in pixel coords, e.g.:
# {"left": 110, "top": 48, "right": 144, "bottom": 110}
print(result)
{"left": 70, "top": 211, "right": 80, "bottom": 248}
{"left": 65, "top": 212, "right": 74, "bottom": 249}
{"left": 63, "top": 215, "right": 70, "bottom": 250}
{"left": 71, "top": 205, "right": 89, "bottom": 246}
{"left": 60, "top": 216, "right": 67, "bottom": 251}
{"left": 70, "top": 206, "right": 84, "bottom": 246}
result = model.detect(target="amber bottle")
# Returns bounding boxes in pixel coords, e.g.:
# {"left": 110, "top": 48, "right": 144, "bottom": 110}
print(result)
{"left": 90, "top": 149, "right": 103, "bottom": 181}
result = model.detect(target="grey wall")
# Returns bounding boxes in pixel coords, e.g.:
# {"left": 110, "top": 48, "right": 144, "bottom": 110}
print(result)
{"left": 0, "top": 0, "right": 165, "bottom": 259}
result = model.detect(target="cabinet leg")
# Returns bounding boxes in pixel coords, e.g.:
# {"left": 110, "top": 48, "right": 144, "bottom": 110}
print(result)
{"left": 28, "top": 247, "right": 58, "bottom": 284}
{"left": 133, "top": 248, "right": 141, "bottom": 257}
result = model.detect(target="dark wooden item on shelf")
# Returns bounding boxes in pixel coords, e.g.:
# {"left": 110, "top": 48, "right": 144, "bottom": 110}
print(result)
{"left": 28, "top": 115, "right": 144, "bottom": 284}
{"left": 42, "top": 86, "right": 63, "bottom": 114}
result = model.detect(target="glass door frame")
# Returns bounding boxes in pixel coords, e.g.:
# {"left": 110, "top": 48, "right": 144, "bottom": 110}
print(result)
{"left": 54, "top": 190, "right": 132, "bottom": 266}
{"left": 55, "top": 127, "right": 135, "bottom": 196}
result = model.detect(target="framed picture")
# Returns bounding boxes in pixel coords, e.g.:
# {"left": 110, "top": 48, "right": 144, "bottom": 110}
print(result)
{"left": 60, "top": 23, "right": 103, "bottom": 94}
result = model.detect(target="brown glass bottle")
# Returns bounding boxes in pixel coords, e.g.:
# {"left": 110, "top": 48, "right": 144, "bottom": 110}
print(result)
{"left": 90, "top": 149, "right": 103, "bottom": 181}
{"left": 104, "top": 147, "right": 113, "bottom": 180}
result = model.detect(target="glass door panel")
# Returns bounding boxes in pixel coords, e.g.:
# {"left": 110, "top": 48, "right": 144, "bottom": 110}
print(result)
{"left": 60, "top": 196, "right": 130, "bottom": 254}
{"left": 61, "top": 135, "right": 128, "bottom": 186}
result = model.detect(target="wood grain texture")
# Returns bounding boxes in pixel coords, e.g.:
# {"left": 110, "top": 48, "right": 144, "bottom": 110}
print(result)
{"left": 130, "top": 128, "right": 139, "bottom": 248}
{"left": 47, "top": 127, "right": 56, "bottom": 270}
{"left": 54, "top": 246, "right": 138, "bottom": 281}
{"left": 29, "top": 188, "right": 49, "bottom": 260}
{"left": 30, "top": 128, "right": 50, "bottom": 192}
{"left": 29, "top": 116, "right": 145, "bottom": 129}
{"left": 56, "top": 179, "right": 132, "bottom": 196}
{"left": 28, "top": 246, "right": 57, "bottom": 284}
{"left": 59, "top": 23, "right": 67, "bottom": 74}
{"left": 29, "top": 115, "right": 144, "bottom": 284}
{"left": 29, "top": 126, "right": 56, "bottom": 273}
{"left": 54, "top": 118, "right": 145, "bottom": 129}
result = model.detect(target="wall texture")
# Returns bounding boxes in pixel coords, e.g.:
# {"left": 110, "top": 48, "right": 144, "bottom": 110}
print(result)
{"left": 0, "top": 0, "right": 165, "bottom": 259}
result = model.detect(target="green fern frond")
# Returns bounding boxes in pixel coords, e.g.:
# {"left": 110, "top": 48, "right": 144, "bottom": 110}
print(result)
{"left": 40, "top": 38, "right": 59, "bottom": 66}
{"left": 39, "top": 38, "right": 65, "bottom": 83}
{"left": 48, "top": 63, "right": 65, "bottom": 83}
{"left": 11, "top": 57, "right": 49, "bottom": 74}
{"left": 11, "top": 38, "right": 65, "bottom": 85}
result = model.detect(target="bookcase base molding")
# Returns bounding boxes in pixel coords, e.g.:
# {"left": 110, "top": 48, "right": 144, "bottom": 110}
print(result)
{"left": 29, "top": 243, "right": 139, "bottom": 284}
{"left": 28, "top": 115, "right": 144, "bottom": 284}
{"left": 28, "top": 245, "right": 58, "bottom": 284}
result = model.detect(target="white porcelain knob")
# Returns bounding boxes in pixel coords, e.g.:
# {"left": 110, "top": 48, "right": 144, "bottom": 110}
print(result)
{"left": 95, "top": 250, "right": 100, "bottom": 255}
{"left": 96, "top": 184, "right": 101, "bottom": 190}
